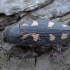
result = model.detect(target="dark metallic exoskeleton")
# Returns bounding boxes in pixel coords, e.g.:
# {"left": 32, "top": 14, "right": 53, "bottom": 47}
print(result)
{"left": 2, "top": 20, "right": 70, "bottom": 65}
{"left": 2, "top": 20, "right": 70, "bottom": 46}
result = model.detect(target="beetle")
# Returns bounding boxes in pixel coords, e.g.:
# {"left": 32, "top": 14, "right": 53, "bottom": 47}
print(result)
{"left": 2, "top": 20, "right": 70, "bottom": 45}
{"left": 2, "top": 20, "right": 70, "bottom": 65}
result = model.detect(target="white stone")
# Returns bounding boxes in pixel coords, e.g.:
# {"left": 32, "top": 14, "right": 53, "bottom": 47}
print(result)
{"left": 0, "top": 0, "right": 52, "bottom": 15}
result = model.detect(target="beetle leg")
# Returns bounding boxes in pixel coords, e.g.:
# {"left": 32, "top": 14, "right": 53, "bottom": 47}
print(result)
{"left": 21, "top": 51, "right": 30, "bottom": 58}
{"left": 34, "top": 55, "right": 37, "bottom": 66}
{"left": 34, "top": 46, "right": 46, "bottom": 55}
{"left": 50, "top": 50, "right": 63, "bottom": 62}
{"left": 50, "top": 44, "right": 63, "bottom": 62}
{"left": 54, "top": 44, "right": 62, "bottom": 53}
{"left": 62, "top": 46, "right": 70, "bottom": 51}
{"left": 34, "top": 46, "right": 46, "bottom": 66}
{"left": 61, "top": 42, "right": 70, "bottom": 51}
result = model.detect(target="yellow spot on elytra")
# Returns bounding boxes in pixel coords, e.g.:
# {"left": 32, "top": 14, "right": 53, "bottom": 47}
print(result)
{"left": 22, "top": 33, "right": 39, "bottom": 41}
{"left": 22, "top": 34, "right": 30, "bottom": 39}
{"left": 61, "top": 33, "right": 68, "bottom": 40}
{"left": 32, "top": 33, "right": 39, "bottom": 41}
{"left": 49, "top": 34, "right": 55, "bottom": 41}
{"left": 31, "top": 21, "right": 38, "bottom": 26}
{"left": 22, "top": 23, "right": 29, "bottom": 26}
{"left": 48, "top": 22, "right": 55, "bottom": 27}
